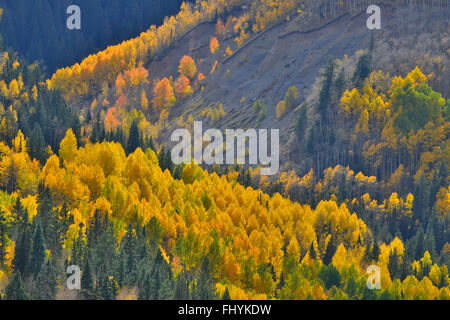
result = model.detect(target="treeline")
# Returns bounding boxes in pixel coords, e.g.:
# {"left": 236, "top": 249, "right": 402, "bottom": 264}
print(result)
{"left": 47, "top": 0, "right": 304, "bottom": 100}
{"left": 0, "top": 0, "right": 187, "bottom": 73}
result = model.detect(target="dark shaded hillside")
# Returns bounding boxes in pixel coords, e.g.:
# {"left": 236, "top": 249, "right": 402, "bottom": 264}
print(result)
{"left": 0, "top": 0, "right": 189, "bottom": 73}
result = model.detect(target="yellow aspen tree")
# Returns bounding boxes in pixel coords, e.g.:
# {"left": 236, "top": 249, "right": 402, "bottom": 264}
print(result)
{"left": 141, "top": 90, "right": 149, "bottom": 111}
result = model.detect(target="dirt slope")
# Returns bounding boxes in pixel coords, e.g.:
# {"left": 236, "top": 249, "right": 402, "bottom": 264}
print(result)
{"left": 148, "top": 6, "right": 398, "bottom": 168}
{"left": 78, "top": 2, "right": 448, "bottom": 173}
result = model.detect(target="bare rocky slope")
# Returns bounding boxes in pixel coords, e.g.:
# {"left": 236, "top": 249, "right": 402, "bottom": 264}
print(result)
{"left": 76, "top": 2, "right": 449, "bottom": 175}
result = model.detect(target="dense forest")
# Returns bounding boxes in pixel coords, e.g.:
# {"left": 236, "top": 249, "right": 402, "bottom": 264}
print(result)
{"left": 0, "top": 0, "right": 187, "bottom": 73}
{"left": 0, "top": 0, "right": 448, "bottom": 300}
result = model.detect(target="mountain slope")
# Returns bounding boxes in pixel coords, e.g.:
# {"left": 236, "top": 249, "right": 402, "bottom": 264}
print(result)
{"left": 0, "top": 0, "right": 187, "bottom": 73}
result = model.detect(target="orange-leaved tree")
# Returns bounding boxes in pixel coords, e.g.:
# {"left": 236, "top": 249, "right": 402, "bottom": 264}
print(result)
{"left": 179, "top": 55, "right": 197, "bottom": 79}
{"left": 175, "top": 76, "right": 193, "bottom": 99}
{"left": 152, "top": 78, "right": 176, "bottom": 111}
{"left": 210, "top": 37, "right": 219, "bottom": 54}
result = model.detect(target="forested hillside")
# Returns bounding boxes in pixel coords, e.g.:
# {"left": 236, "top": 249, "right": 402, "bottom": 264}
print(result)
{"left": 0, "top": 0, "right": 187, "bottom": 73}
{"left": 0, "top": 0, "right": 448, "bottom": 300}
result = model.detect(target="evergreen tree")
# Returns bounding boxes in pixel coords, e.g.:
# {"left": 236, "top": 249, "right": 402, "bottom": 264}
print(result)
{"left": 318, "top": 60, "right": 335, "bottom": 118}
{"left": 294, "top": 104, "right": 308, "bottom": 139}
{"left": 81, "top": 258, "right": 94, "bottom": 292}
{"left": 29, "top": 222, "right": 46, "bottom": 276}
{"left": 174, "top": 271, "right": 190, "bottom": 300}
{"left": 222, "top": 287, "right": 231, "bottom": 300}
{"left": 429, "top": 170, "right": 440, "bottom": 208}
{"left": 158, "top": 147, "right": 167, "bottom": 171}
{"left": 139, "top": 267, "right": 160, "bottom": 300}
{"left": 165, "top": 148, "right": 173, "bottom": 173}
{"left": 13, "top": 197, "right": 27, "bottom": 229}
{"left": 413, "top": 174, "right": 429, "bottom": 223}
{"left": 127, "top": 120, "right": 140, "bottom": 155}
{"left": 352, "top": 53, "right": 372, "bottom": 87}
{"left": 371, "top": 241, "right": 381, "bottom": 262}
{"left": 414, "top": 228, "right": 425, "bottom": 260}
{"left": 122, "top": 224, "right": 137, "bottom": 285}
{"left": 334, "top": 67, "right": 346, "bottom": 97}
{"left": 37, "top": 186, "right": 57, "bottom": 252}
{"left": 13, "top": 219, "right": 32, "bottom": 276}
{"left": 0, "top": 211, "right": 6, "bottom": 269}
{"left": 71, "top": 229, "right": 85, "bottom": 267}
{"left": 28, "top": 123, "right": 47, "bottom": 164}
{"left": 399, "top": 256, "right": 411, "bottom": 282}
{"left": 5, "top": 272, "right": 29, "bottom": 300}
{"left": 388, "top": 249, "right": 400, "bottom": 280}
{"left": 309, "top": 242, "right": 317, "bottom": 260}
{"left": 34, "top": 258, "right": 57, "bottom": 300}
{"left": 197, "top": 257, "right": 216, "bottom": 300}
{"left": 323, "top": 237, "right": 337, "bottom": 265}
{"left": 318, "top": 264, "right": 342, "bottom": 290}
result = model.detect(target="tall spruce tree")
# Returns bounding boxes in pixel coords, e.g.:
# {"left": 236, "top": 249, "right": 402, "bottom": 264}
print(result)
{"left": 33, "top": 258, "right": 57, "bottom": 300}
{"left": 352, "top": 53, "right": 372, "bottom": 88}
{"left": 5, "top": 272, "right": 29, "bottom": 300}
{"left": 323, "top": 237, "right": 337, "bottom": 265}
{"left": 0, "top": 211, "right": 6, "bottom": 269}
{"left": 81, "top": 258, "right": 94, "bottom": 292}
{"left": 127, "top": 120, "right": 140, "bottom": 155}
{"left": 29, "top": 222, "right": 46, "bottom": 276}
{"left": 13, "top": 219, "right": 32, "bottom": 276}
{"left": 197, "top": 257, "right": 216, "bottom": 300}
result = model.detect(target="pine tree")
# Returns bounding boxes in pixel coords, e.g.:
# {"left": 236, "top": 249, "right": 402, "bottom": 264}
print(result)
{"left": 13, "top": 219, "right": 32, "bottom": 276}
{"left": 294, "top": 104, "right": 308, "bottom": 139}
{"left": 127, "top": 120, "right": 140, "bottom": 155}
{"left": 352, "top": 53, "right": 372, "bottom": 88}
{"left": 428, "top": 171, "right": 440, "bottom": 209}
{"left": 28, "top": 123, "right": 46, "bottom": 164}
{"left": 140, "top": 267, "right": 160, "bottom": 300}
{"left": 197, "top": 257, "right": 216, "bottom": 300}
{"left": 323, "top": 237, "right": 337, "bottom": 265}
{"left": 309, "top": 242, "right": 317, "bottom": 260}
{"left": 388, "top": 249, "right": 400, "bottom": 280}
{"left": 318, "top": 59, "right": 335, "bottom": 117}
{"left": 371, "top": 241, "right": 381, "bottom": 262}
{"left": 71, "top": 229, "right": 85, "bottom": 267}
{"left": 413, "top": 174, "right": 429, "bottom": 223}
{"left": 34, "top": 258, "right": 57, "bottom": 300}
{"left": 318, "top": 264, "right": 341, "bottom": 290}
{"left": 415, "top": 228, "right": 425, "bottom": 260}
{"left": 334, "top": 67, "right": 346, "bottom": 97}
{"left": 81, "top": 258, "right": 94, "bottom": 292}
{"left": 399, "top": 256, "right": 411, "bottom": 282}
{"left": 222, "top": 287, "right": 231, "bottom": 300}
{"left": 174, "top": 271, "right": 190, "bottom": 300}
{"left": 139, "top": 271, "right": 153, "bottom": 300}
{"left": 96, "top": 268, "right": 112, "bottom": 300}
{"left": 37, "top": 186, "right": 56, "bottom": 252}
{"left": 122, "top": 224, "right": 137, "bottom": 285}
{"left": 5, "top": 272, "right": 29, "bottom": 300}
{"left": 0, "top": 211, "right": 6, "bottom": 269}
{"left": 13, "top": 197, "right": 27, "bottom": 228}
{"left": 29, "top": 222, "right": 46, "bottom": 276}
{"left": 158, "top": 267, "right": 174, "bottom": 299}
{"left": 165, "top": 148, "right": 173, "bottom": 173}
{"left": 158, "top": 147, "right": 167, "bottom": 171}
{"left": 345, "top": 271, "right": 358, "bottom": 299}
